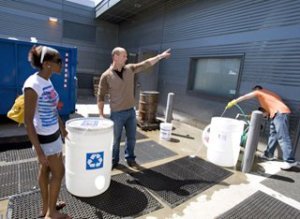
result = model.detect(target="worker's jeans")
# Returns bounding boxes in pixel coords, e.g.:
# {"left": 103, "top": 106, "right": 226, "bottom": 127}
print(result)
{"left": 110, "top": 108, "right": 136, "bottom": 165}
{"left": 264, "top": 113, "right": 295, "bottom": 162}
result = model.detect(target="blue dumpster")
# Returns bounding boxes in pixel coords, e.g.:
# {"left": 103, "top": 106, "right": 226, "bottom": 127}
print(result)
{"left": 0, "top": 37, "right": 77, "bottom": 120}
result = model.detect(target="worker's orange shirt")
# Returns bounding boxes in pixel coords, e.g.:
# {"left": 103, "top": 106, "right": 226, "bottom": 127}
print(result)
{"left": 253, "top": 89, "right": 291, "bottom": 118}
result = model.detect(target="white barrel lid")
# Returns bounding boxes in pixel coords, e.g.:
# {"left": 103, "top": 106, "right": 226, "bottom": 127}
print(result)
{"left": 66, "top": 117, "right": 113, "bottom": 131}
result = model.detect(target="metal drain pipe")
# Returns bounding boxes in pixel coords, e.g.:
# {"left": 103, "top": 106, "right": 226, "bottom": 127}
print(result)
{"left": 242, "top": 110, "right": 263, "bottom": 173}
{"left": 165, "top": 92, "right": 175, "bottom": 123}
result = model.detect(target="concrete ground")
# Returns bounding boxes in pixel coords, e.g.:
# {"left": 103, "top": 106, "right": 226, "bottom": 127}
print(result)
{"left": 0, "top": 95, "right": 300, "bottom": 219}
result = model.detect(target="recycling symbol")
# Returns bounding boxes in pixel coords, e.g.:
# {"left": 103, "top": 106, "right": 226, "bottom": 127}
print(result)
{"left": 86, "top": 152, "right": 104, "bottom": 170}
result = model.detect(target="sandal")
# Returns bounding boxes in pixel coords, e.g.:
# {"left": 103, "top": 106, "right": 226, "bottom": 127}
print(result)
{"left": 55, "top": 201, "right": 66, "bottom": 210}
{"left": 38, "top": 201, "right": 66, "bottom": 218}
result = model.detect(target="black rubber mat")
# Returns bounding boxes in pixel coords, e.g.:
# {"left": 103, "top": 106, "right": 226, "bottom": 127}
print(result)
{"left": 261, "top": 166, "right": 300, "bottom": 202}
{"left": 120, "top": 140, "right": 177, "bottom": 165}
{"left": 8, "top": 173, "right": 162, "bottom": 219}
{"left": 216, "top": 191, "right": 300, "bottom": 218}
{"left": 0, "top": 147, "right": 35, "bottom": 162}
{"left": 0, "top": 140, "right": 175, "bottom": 199}
{"left": 0, "top": 141, "right": 31, "bottom": 152}
{"left": 0, "top": 161, "right": 39, "bottom": 198}
{"left": 130, "top": 156, "right": 232, "bottom": 208}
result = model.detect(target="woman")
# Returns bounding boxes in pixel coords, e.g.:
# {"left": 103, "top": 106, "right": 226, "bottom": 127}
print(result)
{"left": 24, "top": 45, "right": 70, "bottom": 219}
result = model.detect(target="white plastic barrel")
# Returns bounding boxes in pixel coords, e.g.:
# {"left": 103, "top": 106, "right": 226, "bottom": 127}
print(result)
{"left": 160, "top": 122, "right": 172, "bottom": 140}
{"left": 65, "top": 117, "right": 114, "bottom": 197}
{"left": 203, "top": 117, "right": 244, "bottom": 167}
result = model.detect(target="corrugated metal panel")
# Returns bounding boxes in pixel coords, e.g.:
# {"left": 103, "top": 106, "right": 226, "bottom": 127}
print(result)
{"left": 118, "top": 0, "right": 300, "bottom": 135}
{"left": 119, "top": 6, "right": 164, "bottom": 47}
{"left": 242, "top": 39, "right": 300, "bottom": 87}
{"left": 62, "top": 2, "right": 96, "bottom": 24}
{"left": 0, "top": 10, "right": 62, "bottom": 42}
{"left": 163, "top": 0, "right": 300, "bottom": 42}
{"left": 157, "top": 38, "right": 300, "bottom": 90}
{"left": 63, "top": 21, "right": 96, "bottom": 42}
{"left": 157, "top": 40, "right": 300, "bottom": 114}
{"left": 96, "top": 21, "right": 119, "bottom": 49}
{"left": 0, "top": 0, "right": 62, "bottom": 17}
{"left": 0, "top": 0, "right": 118, "bottom": 82}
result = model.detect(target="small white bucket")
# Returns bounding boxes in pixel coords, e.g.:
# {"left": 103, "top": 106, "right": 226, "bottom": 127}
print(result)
{"left": 160, "top": 122, "right": 172, "bottom": 140}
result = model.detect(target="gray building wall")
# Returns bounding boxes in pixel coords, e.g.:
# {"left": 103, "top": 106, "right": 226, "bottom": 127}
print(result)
{"left": 118, "top": 0, "right": 300, "bottom": 140}
{"left": 0, "top": 0, "right": 118, "bottom": 94}
{"left": 0, "top": 0, "right": 300, "bottom": 145}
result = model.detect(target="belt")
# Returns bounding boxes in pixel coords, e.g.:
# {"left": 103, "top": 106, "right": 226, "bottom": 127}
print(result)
{"left": 37, "top": 129, "right": 61, "bottom": 144}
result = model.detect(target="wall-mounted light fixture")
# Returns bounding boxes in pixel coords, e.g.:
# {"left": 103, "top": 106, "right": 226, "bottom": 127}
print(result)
{"left": 48, "top": 17, "right": 58, "bottom": 23}
{"left": 30, "top": 37, "right": 38, "bottom": 43}
{"left": 8, "top": 37, "right": 19, "bottom": 40}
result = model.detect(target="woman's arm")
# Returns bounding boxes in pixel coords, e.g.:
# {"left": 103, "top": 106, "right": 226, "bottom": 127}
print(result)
{"left": 58, "top": 116, "right": 68, "bottom": 139}
{"left": 24, "top": 88, "right": 49, "bottom": 166}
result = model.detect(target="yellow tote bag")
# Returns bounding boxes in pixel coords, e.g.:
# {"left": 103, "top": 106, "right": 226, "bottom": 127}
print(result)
{"left": 7, "top": 95, "right": 24, "bottom": 125}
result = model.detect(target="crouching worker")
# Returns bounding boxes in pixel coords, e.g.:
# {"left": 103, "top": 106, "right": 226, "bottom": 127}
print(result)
{"left": 226, "top": 85, "right": 297, "bottom": 170}
{"left": 24, "top": 45, "right": 71, "bottom": 219}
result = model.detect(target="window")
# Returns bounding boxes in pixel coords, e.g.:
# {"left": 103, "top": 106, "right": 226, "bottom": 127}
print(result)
{"left": 187, "top": 55, "right": 244, "bottom": 99}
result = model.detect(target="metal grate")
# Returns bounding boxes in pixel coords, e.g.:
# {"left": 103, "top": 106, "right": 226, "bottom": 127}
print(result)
{"left": 0, "top": 147, "right": 35, "bottom": 162}
{"left": 120, "top": 140, "right": 177, "bottom": 165}
{"left": 130, "top": 156, "right": 232, "bottom": 208}
{"left": 0, "top": 161, "right": 39, "bottom": 198}
{"left": 216, "top": 191, "right": 300, "bottom": 219}
{"left": 17, "top": 147, "right": 36, "bottom": 161}
{"left": 8, "top": 173, "right": 162, "bottom": 219}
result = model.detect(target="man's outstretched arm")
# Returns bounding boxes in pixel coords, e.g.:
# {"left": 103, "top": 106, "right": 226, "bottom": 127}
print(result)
{"left": 130, "top": 48, "right": 171, "bottom": 73}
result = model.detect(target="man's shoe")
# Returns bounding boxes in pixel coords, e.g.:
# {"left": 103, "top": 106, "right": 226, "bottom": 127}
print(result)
{"left": 127, "top": 160, "right": 138, "bottom": 167}
{"left": 259, "top": 154, "right": 275, "bottom": 161}
{"left": 280, "top": 161, "right": 298, "bottom": 170}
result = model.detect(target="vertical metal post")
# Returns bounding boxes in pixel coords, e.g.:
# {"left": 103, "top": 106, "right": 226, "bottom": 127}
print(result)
{"left": 242, "top": 110, "right": 263, "bottom": 173}
{"left": 165, "top": 92, "right": 174, "bottom": 123}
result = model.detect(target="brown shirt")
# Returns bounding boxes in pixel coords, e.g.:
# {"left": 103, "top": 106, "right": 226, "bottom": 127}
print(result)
{"left": 98, "top": 61, "right": 152, "bottom": 112}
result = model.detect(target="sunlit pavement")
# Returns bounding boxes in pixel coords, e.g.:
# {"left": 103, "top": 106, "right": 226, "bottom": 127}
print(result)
{"left": 0, "top": 94, "right": 299, "bottom": 219}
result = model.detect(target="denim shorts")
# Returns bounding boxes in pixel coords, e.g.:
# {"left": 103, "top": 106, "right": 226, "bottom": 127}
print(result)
{"left": 33, "top": 135, "right": 63, "bottom": 156}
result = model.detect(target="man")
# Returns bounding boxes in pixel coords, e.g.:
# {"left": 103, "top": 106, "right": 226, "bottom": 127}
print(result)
{"left": 97, "top": 47, "right": 171, "bottom": 169}
{"left": 226, "top": 85, "right": 297, "bottom": 170}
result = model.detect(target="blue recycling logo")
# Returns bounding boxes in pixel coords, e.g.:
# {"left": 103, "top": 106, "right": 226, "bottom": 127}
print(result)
{"left": 86, "top": 152, "right": 104, "bottom": 170}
